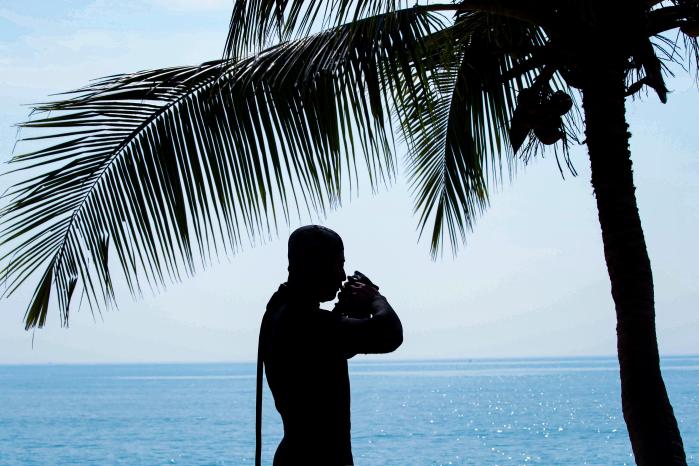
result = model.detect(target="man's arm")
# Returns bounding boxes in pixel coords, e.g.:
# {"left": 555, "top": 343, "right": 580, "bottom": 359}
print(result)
{"left": 337, "top": 286, "right": 403, "bottom": 356}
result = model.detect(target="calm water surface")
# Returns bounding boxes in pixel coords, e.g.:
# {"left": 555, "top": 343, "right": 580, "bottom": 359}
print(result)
{"left": 0, "top": 356, "right": 697, "bottom": 465}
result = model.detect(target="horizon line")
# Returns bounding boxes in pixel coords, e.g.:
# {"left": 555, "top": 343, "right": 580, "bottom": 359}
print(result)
{"left": 1, "top": 353, "right": 697, "bottom": 367}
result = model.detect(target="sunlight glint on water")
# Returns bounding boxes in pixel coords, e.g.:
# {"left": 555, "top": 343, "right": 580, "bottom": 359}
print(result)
{"left": 0, "top": 357, "right": 696, "bottom": 465}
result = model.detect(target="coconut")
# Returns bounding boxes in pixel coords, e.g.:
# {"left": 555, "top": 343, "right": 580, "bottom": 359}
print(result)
{"left": 534, "top": 126, "right": 563, "bottom": 145}
{"left": 548, "top": 91, "right": 573, "bottom": 116}
{"left": 527, "top": 112, "right": 560, "bottom": 131}
{"left": 681, "top": 21, "right": 699, "bottom": 38}
{"left": 517, "top": 87, "right": 539, "bottom": 108}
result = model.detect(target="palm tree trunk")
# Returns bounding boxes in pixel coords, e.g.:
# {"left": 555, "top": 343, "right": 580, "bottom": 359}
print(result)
{"left": 581, "top": 61, "right": 687, "bottom": 465}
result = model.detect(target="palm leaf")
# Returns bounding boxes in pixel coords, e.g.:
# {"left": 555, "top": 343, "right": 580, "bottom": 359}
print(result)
{"left": 397, "top": 12, "right": 570, "bottom": 256}
{"left": 225, "top": 0, "right": 411, "bottom": 59}
{"left": 0, "top": 8, "right": 442, "bottom": 329}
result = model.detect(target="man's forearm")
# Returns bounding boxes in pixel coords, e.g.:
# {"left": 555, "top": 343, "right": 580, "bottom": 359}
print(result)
{"left": 368, "top": 295, "right": 403, "bottom": 353}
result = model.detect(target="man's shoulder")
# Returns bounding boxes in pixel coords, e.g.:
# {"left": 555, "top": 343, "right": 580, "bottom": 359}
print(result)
{"left": 266, "top": 296, "right": 337, "bottom": 325}
{"left": 265, "top": 284, "right": 288, "bottom": 310}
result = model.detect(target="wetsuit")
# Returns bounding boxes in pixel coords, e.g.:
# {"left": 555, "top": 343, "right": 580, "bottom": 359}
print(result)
{"left": 258, "top": 283, "right": 401, "bottom": 466}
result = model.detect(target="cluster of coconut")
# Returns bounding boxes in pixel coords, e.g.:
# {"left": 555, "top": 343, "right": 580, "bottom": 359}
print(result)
{"left": 513, "top": 88, "right": 572, "bottom": 146}
{"left": 681, "top": 20, "right": 699, "bottom": 37}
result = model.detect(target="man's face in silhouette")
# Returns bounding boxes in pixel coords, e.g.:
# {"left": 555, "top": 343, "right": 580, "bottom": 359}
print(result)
{"left": 291, "top": 250, "right": 346, "bottom": 302}
{"left": 287, "top": 225, "right": 346, "bottom": 302}
{"left": 315, "top": 251, "right": 346, "bottom": 302}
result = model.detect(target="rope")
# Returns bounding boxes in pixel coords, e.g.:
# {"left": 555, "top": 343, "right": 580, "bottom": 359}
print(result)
{"left": 255, "top": 310, "right": 265, "bottom": 466}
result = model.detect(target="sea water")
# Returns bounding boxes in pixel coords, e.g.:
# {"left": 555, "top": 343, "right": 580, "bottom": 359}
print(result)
{"left": 0, "top": 356, "right": 697, "bottom": 465}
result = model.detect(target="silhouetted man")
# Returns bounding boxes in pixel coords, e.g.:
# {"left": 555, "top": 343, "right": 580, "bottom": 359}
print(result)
{"left": 255, "top": 225, "right": 403, "bottom": 466}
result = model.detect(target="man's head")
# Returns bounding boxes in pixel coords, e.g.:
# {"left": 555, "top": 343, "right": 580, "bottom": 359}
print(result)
{"left": 287, "top": 225, "right": 346, "bottom": 302}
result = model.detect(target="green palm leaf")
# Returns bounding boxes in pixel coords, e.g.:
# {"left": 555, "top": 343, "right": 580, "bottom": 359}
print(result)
{"left": 0, "top": 8, "right": 442, "bottom": 329}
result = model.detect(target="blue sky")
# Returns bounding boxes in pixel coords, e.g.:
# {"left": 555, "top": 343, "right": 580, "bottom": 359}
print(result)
{"left": 0, "top": 1, "right": 697, "bottom": 363}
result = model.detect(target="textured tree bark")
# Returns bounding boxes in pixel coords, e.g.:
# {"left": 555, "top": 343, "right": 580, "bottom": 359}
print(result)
{"left": 582, "top": 60, "right": 687, "bottom": 466}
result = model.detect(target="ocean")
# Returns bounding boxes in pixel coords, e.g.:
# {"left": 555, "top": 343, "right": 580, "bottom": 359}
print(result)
{"left": 0, "top": 356, "right": 696, "bottom": 465}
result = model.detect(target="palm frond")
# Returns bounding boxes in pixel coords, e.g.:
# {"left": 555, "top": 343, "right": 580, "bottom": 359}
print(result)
{"left": 225, "top": 0, "right": 411, "bottom": 59}
{"left": 0, "top": 8, "right": 443, "bottom": 329}
{"left": 398, "top": 12, "right": 567, "bottom": 256}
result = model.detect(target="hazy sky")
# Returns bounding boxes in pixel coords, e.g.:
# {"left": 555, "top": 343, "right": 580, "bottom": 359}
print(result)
{"left": 0, "top": 1, "right": 697, "bottom": 364}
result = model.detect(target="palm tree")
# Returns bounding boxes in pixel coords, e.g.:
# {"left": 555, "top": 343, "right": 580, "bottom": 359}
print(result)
{"left": 1, "top": 0, "right": 696, "bottom": 464}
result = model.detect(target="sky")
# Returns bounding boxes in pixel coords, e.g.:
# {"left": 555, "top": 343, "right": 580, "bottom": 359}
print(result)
{"left": 0, "top": 1, "right": 697, "bottom": 364}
